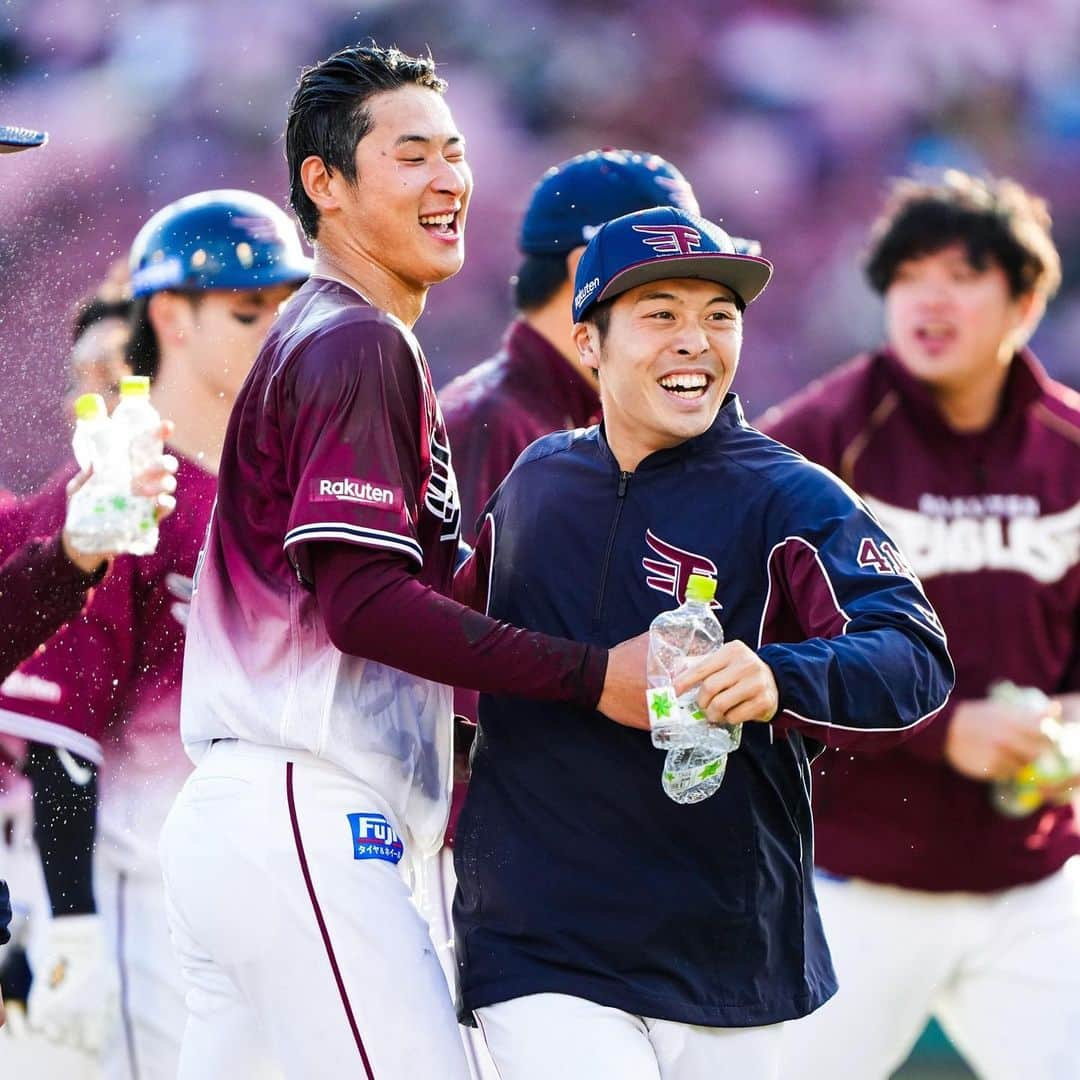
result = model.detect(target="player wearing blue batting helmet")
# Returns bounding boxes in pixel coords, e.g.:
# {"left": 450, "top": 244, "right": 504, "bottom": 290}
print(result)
{"left": 126, "top": 189, "right": 310, "bottom": 383}
{"left": 129, "top": 189, "right": 311, "bottom": 298}
{"left": 8, "top": 189, "right": 311, "bottom": 1075}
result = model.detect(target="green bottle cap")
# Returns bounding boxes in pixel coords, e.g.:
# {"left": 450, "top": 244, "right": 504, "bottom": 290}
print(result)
{"left": 74, "top": 393, "right": 107, "bottom": 421}
{"left": 686, "top": 574, "right": 717, "bottom": 603}
{"left": 120, "top": 375, "right": 151, "bottom": 397}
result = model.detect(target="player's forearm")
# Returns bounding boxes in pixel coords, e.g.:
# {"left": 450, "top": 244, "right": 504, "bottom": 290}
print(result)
{"left": 25, "top": 742, "right": 98, "bottom": 917}
{"left": 313, "top": 543, "right": 607, "bottom": 707}
{"left": 762, "top": 624, "right": 953, "bottom": 750}
{"left": 0, "top": 532, "right": 107, "bottom": 679}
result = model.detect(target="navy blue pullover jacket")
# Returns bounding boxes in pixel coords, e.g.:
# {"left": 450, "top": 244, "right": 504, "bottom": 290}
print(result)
{"left": 453, "top": 395, "right": 954, "bottom": 1028}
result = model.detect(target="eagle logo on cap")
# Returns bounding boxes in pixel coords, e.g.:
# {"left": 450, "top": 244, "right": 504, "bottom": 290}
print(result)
{"left": 632, "top": 224, "right": 702, "bottom": 256}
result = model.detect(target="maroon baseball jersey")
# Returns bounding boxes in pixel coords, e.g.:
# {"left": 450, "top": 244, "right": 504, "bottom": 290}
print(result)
{"left": 759, "top": 349, "right": 1080, "bottom": 892}
{"left": 0, "top": 453, "right": 216, "bottom": 870}
{"left": 182, "top": 277, "right": 462, "bottom": 855}
{"left": 440, "top": 319, "right": 600, "bottom": 543}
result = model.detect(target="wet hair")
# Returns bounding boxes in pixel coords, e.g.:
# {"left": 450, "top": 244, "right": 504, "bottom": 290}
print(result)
{"left": 865, "top": 170, "right": 1061, "bottom": 300}
{"left": 512, "top": 253, "right": 570, "bottom": 312}
{"left": 71, "top": 294, "right": 132, "bottom": 343}
{"left": 286, "top": 42, "right": 446, "bottom": 240}
{"left": 125, "top": 291, "right": 204, "bottom": 381}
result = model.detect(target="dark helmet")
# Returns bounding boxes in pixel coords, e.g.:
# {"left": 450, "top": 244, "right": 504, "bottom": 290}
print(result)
{"left": 129, "top": 189, "right": 311, "bottom": 297}
{"left": 519, "top": 149, "right": 700, "bottom": 255}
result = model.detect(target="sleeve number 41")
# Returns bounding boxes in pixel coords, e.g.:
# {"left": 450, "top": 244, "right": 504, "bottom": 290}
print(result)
{"left": 858, "top": 537, "right": 910, "bottom": 577}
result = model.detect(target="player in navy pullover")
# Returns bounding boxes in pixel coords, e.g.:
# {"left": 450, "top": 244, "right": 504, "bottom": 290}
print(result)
{"left": 452, "top": 207, "right": 954, "bottom": 1080}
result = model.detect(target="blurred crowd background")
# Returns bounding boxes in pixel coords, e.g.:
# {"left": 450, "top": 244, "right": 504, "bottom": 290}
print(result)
{"left": 1, "top": 0, "right": 1079, "bottom": 494}
{"left": 3, "top": 2, "right": 1076, "bottom": 1075}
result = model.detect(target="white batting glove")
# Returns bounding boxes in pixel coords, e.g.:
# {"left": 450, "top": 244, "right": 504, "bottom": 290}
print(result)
{"left": 27, "top": 914, "right": 119, "bottom": 1055}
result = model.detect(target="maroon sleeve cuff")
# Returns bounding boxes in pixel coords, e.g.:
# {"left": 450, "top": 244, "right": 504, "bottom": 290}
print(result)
{"left": 580, "top": 644, "right": 607, "bottom": 712}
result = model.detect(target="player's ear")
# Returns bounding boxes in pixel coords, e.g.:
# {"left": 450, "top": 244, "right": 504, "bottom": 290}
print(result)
{"left": 1010, "top": 287, "right": 1046, "bottom": 349}
{"left": 573, "top": 321, "right": 601, "bottom": 374}
{"left": 300, "top": 155, "right": 342, "bottom": 218}
{"left": 147, "top": 292, "right": 193, "bottom": 345}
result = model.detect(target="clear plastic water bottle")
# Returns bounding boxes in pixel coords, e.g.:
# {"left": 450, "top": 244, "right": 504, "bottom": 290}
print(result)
{"left": 65, "top": 393, "right": 132, "bottom": 554}
{"left": 111, "top": 375, "right": 162, "bottom": 555}
{"left": 990, "top": 682, "right": 1080, "bottom": 817}
{"left": 647, "top": 573, "right": 740, "bottom": 754}
{"left": 661, "top": 745, "right": 728, "bottom": 805}
{"left": 71, "top": 393, "right": 109, "bottom": 471}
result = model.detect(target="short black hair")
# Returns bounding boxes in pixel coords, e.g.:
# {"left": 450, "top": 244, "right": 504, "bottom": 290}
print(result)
{"left": 126, "top": 292, "right": 204, "bottom": 381}
{"left": 126, "top": 298, "right": 159, "bottom": 381}
{"left": 71, "top": 295, "right": 132, "bottom": 344}
{"left": 866, "top": 170, "right": 1061, "bottom": 300}
{"left": 584, "top": 296, "right": 615, "bottom": 343}
{"left": 512, "top": 253, "right": 569, "bottom": 312}
{"left": 286, "top": 42, "right": 447, "bottom": 240}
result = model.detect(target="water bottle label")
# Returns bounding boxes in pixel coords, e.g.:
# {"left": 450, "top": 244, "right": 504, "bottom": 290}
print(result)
{"left": 647, "top": 686, "right": 705, "bottom": 727}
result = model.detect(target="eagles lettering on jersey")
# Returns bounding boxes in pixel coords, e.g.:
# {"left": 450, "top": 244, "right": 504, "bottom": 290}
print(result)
{"left": 757, "top": 348, "right": 1080, "bottom": 894}
{"left": 868, "top": 495, "right": 1080, "bottom": 585}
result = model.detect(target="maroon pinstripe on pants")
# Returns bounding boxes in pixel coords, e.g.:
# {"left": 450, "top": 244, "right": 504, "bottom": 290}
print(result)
{"left": 286, "top": 761, "right": 376, "bottom": 1078}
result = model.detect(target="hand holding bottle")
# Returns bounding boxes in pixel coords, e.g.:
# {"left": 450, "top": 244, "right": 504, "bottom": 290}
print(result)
{"left": 63, "top": 398, "right": 177, "bottom": 571}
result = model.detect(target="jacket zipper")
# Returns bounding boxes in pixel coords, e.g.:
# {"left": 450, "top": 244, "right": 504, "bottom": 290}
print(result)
{"left": 593, "top": 470, "right": 632, "bottom": 631}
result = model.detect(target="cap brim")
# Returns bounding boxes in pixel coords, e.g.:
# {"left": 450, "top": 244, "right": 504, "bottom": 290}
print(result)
{"left": 597, "top": 252, "right": 773, "bottom": 309}
{"left": 0, "top": 126, "right": 48, "bottom": 154}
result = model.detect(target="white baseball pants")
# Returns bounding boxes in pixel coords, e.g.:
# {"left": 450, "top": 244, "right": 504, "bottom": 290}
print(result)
{"left": 476, "top": 992, "right": 785, "bottom": 1079}
{"left": 782, "top": 861, "right": 1080, "bottom": 1080}
{"left": 159, "top": 739, "right": 470, "bottom": 1080}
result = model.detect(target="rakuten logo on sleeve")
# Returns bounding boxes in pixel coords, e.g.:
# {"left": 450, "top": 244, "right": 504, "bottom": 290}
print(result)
{"left": 310, "top": 478, "right": 402, "bottom": 512}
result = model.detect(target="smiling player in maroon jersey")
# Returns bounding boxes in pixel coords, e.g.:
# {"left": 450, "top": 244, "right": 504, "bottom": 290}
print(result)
{"left": 761, "top": 170, "right": 1080, "bottom": 1080}
{"left": 158, "top": 43, "right": 653, "bottom": 1080}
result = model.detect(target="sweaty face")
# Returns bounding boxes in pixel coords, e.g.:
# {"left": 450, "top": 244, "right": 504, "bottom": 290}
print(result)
{"left": 65, "top": 316, "right": 132, "bottom": 418}
{"left": 885, "top": 244, "right": 1034, "bottom": 394}
{"left": 179, "top": 284, "right": 298, "bottom": 400}
{"left": 337, "top": 84, "right": 472, "bottom": 290}
{"left": 575, "top": 278, "right": 742, "bottom": 470}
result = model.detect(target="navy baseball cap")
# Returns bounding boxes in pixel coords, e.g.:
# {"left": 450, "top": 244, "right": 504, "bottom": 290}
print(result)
{"left": 573, "top": 206, "right": 773, "bottom": 323}
{"left": 0, "top": 124, "right": 47, "bottom": 154}
{"left": 519, "top": 149, "right": 699, "bottom": 255}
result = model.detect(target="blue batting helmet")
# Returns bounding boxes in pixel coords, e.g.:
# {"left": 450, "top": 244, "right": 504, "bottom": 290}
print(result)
{"left": 129, "top": 189, "right": 311, "bottom": 298}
